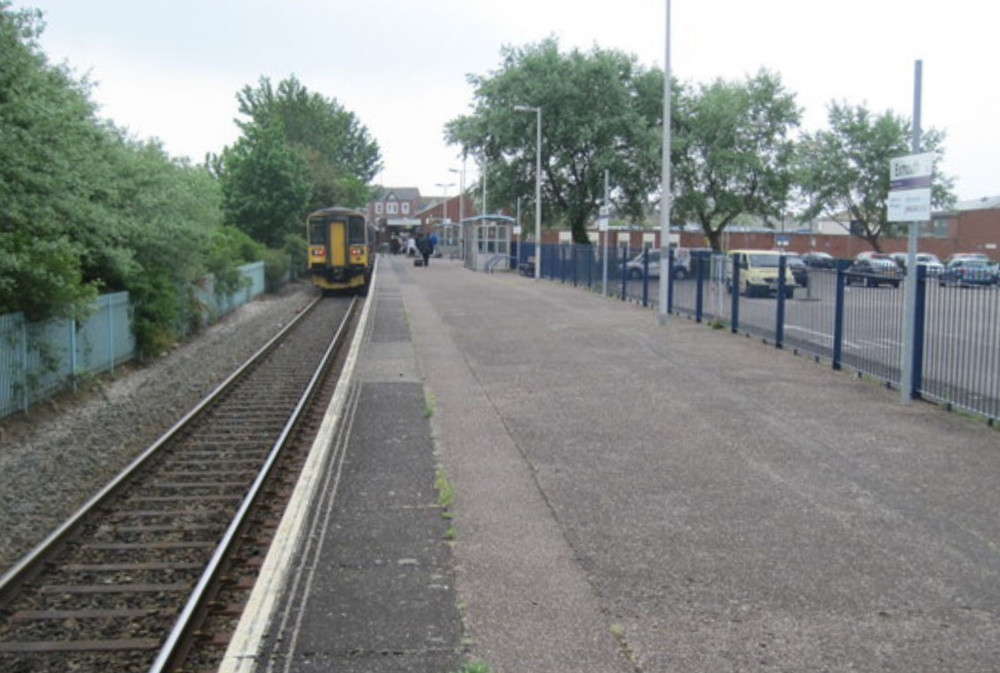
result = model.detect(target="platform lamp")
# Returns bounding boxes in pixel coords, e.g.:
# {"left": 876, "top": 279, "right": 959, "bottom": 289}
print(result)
{"left": 514, "top": 104, "right": 541, "bottom": 280}
{"left": 448, "top": 166, "right": 464, "bottom": 224}
{"left": 434, "top": 182, "right": 454, "bottom": 228}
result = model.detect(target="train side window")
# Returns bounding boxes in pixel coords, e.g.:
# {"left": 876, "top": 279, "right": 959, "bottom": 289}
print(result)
{"left": 309, "top": 221, "right": 328, "bottom": 245}
{"left": 348, "top": 216, "right": 366, "bottom": 244}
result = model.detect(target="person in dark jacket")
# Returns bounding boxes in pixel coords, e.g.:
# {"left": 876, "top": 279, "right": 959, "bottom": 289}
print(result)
{"left": 417, "top": 234, "right": 433, "bottom": 267}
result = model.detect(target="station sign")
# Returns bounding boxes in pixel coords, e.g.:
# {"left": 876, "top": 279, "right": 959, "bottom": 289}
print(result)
{"left": 888, "top": 152, "right": 933, "bottom": 222}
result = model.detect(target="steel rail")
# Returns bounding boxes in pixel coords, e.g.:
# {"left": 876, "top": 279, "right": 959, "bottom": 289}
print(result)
{"left": 0, "top": 294, "right": 324, "bottom": 603}
{"left": 148, "top": 294, "right": 358, "bottom": 673}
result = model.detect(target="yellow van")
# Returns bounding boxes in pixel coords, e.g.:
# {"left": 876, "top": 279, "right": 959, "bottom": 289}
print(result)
{"left": 727, "top": 250, "right": 796, "bottom": 298}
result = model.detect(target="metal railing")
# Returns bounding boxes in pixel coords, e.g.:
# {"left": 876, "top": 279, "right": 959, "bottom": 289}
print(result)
{"left": 530, "top": 243, "right": 999, "bottom": 424}
{"left": 1, "top": 262, "right": 269, "bottom": 419}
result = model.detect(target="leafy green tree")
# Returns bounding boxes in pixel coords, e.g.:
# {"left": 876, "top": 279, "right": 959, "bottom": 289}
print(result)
{"left": 671, "top": 69, "right": 801, "bottom": 251}
{"left": 218, "top": 121, "right": 311, "bottom": 248}
{"left": 445, "top": 38, "right": 664, "bottom": 244}
{"left": 0, "top": 3, "right": 103, "bottom": 319}
{"left": 1, "top": 2, "right": 230, "bottom": 353}
{"left": 233, "top": 76, "right": 382, "bottom": 210}
{"left": 796, "top": 102, "right": 954, "bottom": 252}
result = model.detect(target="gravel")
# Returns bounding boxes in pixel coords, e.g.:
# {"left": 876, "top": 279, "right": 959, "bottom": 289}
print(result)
{"left": 0, "top": 282, "right": 318, "bottom": 575}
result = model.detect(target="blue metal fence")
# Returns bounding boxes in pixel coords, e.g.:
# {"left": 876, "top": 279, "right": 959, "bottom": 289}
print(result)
{"left": 527, "top": 243, "right": 999, "bottom": 423}
{"left": 1, "top": 292, "right": 134, "bottom": 418}
{"left": 1, "top": 261, "right": 267, "bottom": 419}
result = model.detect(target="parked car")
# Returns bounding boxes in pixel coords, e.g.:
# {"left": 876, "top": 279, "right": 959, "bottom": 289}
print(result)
{"left": 915, "top": 253, "right": 946, "bottom": 276}
{"left": 781, "top": 252, "right": 809, "bottom": 286}
{"left": 939, "top": 259, "right": 995, "bottom": 287}
{"left": 625, "top": 247, "right": 713, "bottom": 280}
{"left": 726, "top": 249, "right": 796, "bottom": 298}
{"left": 673, "top": 247, "right": 713, "bottom": 280}
{"left": 625, "top": 249, "right": 663, "bottom": 279}
{"left": 889, "top": 252, "right": 945, "bottom": 276}
{"left": 801, "top": 251, "right": 837, "bottom": 269}
{"left": 945, "top": 252, "right": 990, "bottom": 265}
{"left": 845, "top": 257, "right": 902, "bottom": 287}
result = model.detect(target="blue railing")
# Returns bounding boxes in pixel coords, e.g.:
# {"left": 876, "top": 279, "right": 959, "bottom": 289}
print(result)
{"left": 1, "top": 261, "right": 268, "bottom": 419}
{"left": 529, "top": 243, "right": 999, "bottom": 423}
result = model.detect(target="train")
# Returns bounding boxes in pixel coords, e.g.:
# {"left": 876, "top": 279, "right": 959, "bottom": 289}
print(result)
{"left": 306, "top": 206, "right": 376, "bottom": 294}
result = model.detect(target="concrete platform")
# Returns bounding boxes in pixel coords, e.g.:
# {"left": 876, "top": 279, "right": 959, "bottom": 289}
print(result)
{"left": 225, "top": 254, "right": 1000, "bottom": 673}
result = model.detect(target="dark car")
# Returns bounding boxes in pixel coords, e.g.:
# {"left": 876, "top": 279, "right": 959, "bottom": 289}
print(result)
{"left": 845, "top": 257, "right": 902, "bottom": 287}
{"left": 939, "top": 259, "right": 995, "bottom": 287}
{"left": 782, "top": 253, "right": 809, "bottom": 287}
{"left": 801, "top": 251, "right": 837, "bottom": 269}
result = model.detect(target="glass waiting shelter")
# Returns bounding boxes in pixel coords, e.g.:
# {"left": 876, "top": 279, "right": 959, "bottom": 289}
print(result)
{"left": 461, "top": 214, "right": 514, "bottom": 271}
{"left": 434, "top": 221, "right": 462, "bottom": 259}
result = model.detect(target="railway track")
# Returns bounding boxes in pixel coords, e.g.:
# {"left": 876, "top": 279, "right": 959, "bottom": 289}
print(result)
{"left": 0, "top": 293, "right": 361, "bottom": 672}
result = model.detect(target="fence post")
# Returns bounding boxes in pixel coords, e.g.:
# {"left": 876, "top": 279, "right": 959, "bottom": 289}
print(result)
{"left": 775, "top": 255, "right": 787, "bottom": 348}
{"left": 642, "top": 246, "right": 650, "bottom": 308}
{"left": 667, "top": 247, "right": 675, "bottom": 313}
{"left": 107, "top": 294, "right": 115, "bottom": 373}
{"left": 69, "top": 315, "right": 77, "bottom": 393}
{"left": 19, "top": 321, "right": 28, "bottom": 413}
{"left": 730, "top": 253, "right": 740, "bottom": 333}
{"left": 621, "top": 245, "right": 627, "bottom": 300}
{"left": 832, "top": 260, "right": 847, "bottom": 370}
{"left": 911, "top": 264, "right": 927, "bottom": 398}
{"left": 695, "top": 255, "right": 704, "bottom": 323}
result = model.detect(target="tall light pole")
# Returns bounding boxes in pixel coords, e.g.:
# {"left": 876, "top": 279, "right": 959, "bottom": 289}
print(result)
{"left": 449, "top": 165, "right": 465, "bottom": 227}
{"left": 658, "top": 1, "right": 672, "bottom": 323}
{"left": 434, "top": 181, "right": 455, "bottom": 225}
{"left": 514, "top": 104, "right": 542, "bottom": 280}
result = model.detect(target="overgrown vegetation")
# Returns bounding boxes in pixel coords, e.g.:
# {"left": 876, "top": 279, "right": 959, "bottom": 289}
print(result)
{"left": 1, "top": 3, "right": 380, "bottom": 358}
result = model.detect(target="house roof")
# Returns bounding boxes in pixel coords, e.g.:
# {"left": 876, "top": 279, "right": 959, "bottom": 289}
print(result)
{"left": 376, "top": 187, "right": 421, "bottom": 202}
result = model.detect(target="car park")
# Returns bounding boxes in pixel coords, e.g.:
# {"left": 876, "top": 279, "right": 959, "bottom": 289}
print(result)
{"left": 726, "top": 249, "right": 796, "bottom": 298}
{"left": 844, "top": 256, "right": 902, "bottom": 287}
{"left": 939, "top": 258, "right": 995, "bottom": 287}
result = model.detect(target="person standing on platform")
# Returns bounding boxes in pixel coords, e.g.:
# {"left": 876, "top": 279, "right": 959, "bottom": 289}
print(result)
{"left": 417, "top": 234, "right": 433, "bottom": 267}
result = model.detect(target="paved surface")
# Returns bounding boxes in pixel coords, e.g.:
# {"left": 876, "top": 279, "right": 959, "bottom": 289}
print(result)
{"left": 248, "top": 254, "right": 1000, "bottom": 673}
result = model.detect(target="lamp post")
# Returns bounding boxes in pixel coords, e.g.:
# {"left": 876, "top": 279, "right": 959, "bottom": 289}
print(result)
{"left": 449, "top": 166, "right": 464, "bottom": 249}
{"left": 434, "top": 181, "right": 454, "bottom": 225}
{"left": 658, "top": 0, "right": 672, "bottom": 323}
{"left": 514, "top": 104, "right": 542, "bottom": 280}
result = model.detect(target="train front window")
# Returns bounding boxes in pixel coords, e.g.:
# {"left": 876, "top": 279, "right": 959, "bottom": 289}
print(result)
{"left": 348, "top": 216, "right": 366, "bottom": 244}
{"left": 309, "top": 220, "right": 329, "bottom": 245}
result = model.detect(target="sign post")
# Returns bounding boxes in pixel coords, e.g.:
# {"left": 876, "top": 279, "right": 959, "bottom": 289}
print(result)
{"left": 893, "top": 61, "right": 927, "bottom": 403}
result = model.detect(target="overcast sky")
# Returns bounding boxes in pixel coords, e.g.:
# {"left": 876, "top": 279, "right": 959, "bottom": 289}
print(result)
{"left": 17, "top": 0, "right": 1000, "bottom": 202}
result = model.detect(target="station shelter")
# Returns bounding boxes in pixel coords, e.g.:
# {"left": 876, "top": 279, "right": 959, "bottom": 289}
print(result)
{"left": 461, "top": 214, "right": 515, "bottom": 272}
{"left": 434, "top": 221, "right": 462, "bottom": 259}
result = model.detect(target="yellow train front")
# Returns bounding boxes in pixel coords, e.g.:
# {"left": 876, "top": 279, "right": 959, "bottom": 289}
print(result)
{"left": 306, "top": 206, "right": 374, "bottom": 293}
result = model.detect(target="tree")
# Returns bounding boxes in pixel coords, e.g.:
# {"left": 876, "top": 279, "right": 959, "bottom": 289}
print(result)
{"left": 233, "top": 76, "right": 381, "bottom": 211}
{"left": 671, "top": 70, "right": 801, "bottom": 251}
{"left": 445, "top": 38, "right": 664, "bottom": 244}
{"left": 0, "top": 3, "right": 102, "bottom": 319}
{"left": 796, "top": 102, "right": 954, "bottom": 252}
{"left": 218, "top": 121, "right": 311, "bottom": 248}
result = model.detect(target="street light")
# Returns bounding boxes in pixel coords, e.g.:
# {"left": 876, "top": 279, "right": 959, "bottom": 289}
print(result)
{"left": 448, "top": 166, "right": 465, "bottom": 225}
{"left": 434, "top": 181, "right": 455, "bottom": 225}
{"left": 514, "top": 104, "right": 541, "bottom": 280}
